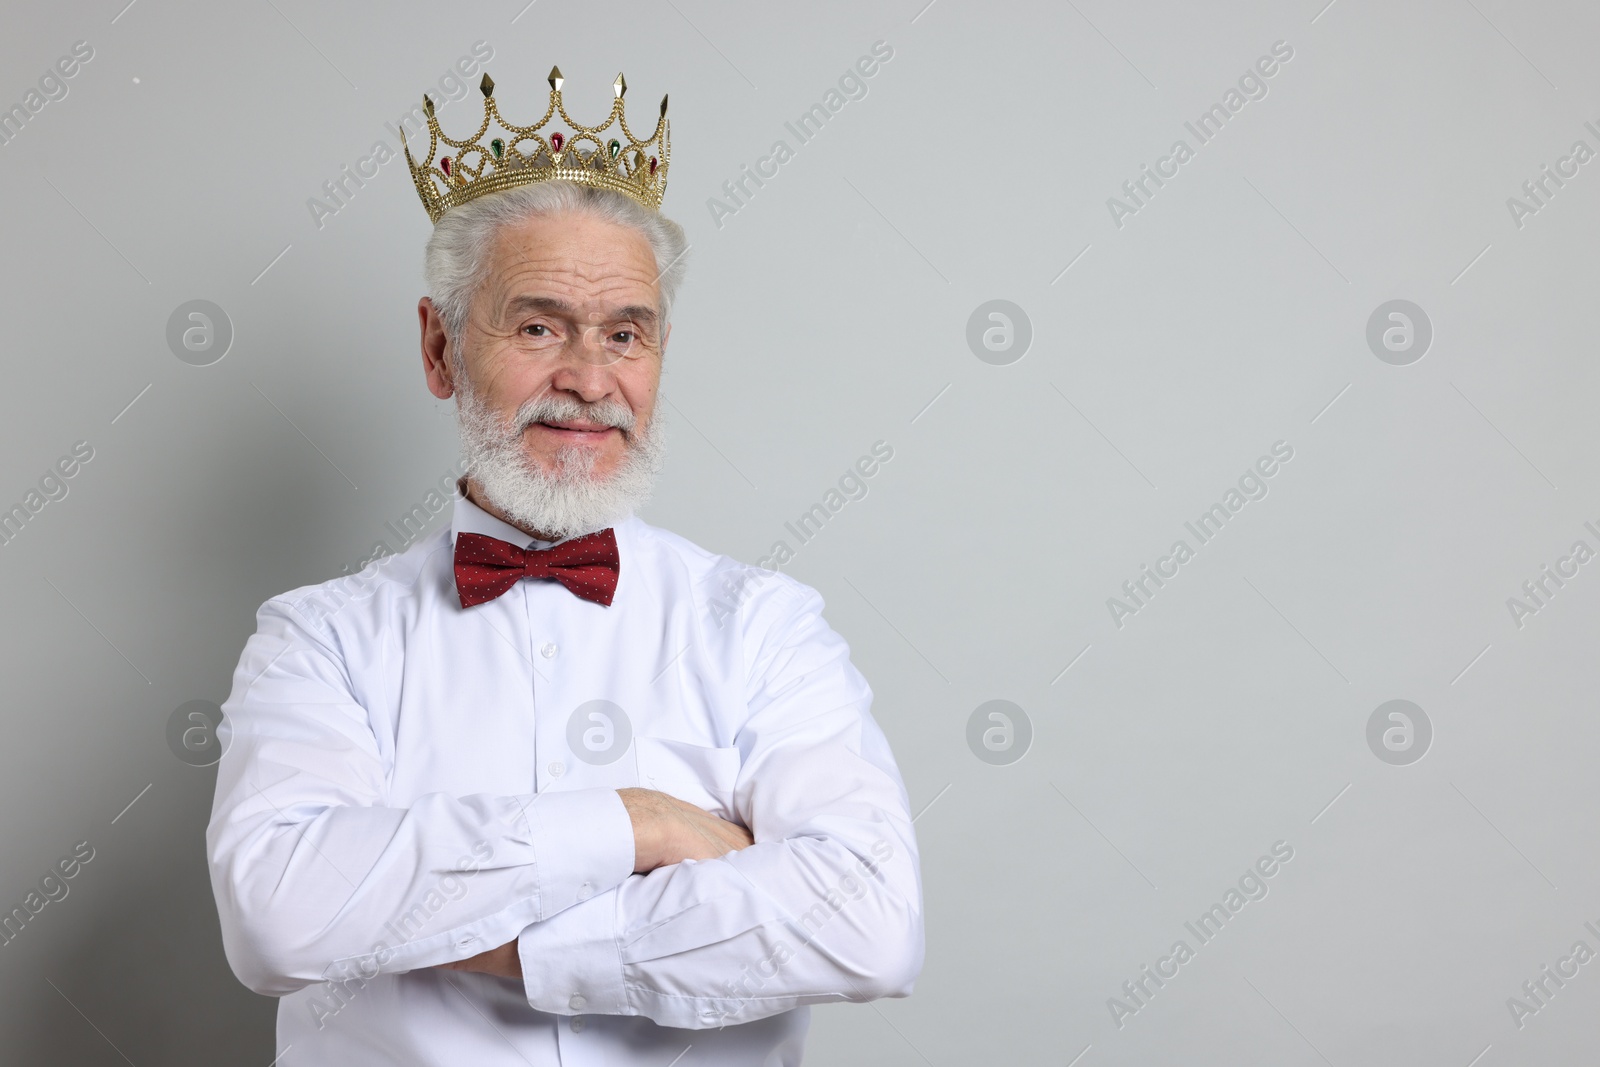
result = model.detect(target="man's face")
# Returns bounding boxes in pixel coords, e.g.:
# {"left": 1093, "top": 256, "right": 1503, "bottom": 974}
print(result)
{"left": 436, "top": 211, "right": 667, "bottom": 480}
{"left": 420, "top": 209, "right": 672, "bottom": 539}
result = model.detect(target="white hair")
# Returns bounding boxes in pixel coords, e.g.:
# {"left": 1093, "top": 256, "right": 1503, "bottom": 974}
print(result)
{"left": 423, "top": 180, "right": 689, "bottom": 343}
{"left": 454, "top": 384, "right": 666, "bottom": 541}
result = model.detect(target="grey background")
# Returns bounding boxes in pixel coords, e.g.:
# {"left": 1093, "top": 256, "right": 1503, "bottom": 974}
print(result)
{"left": 1, "top": 0, "right": 1596, "bottom": 1063}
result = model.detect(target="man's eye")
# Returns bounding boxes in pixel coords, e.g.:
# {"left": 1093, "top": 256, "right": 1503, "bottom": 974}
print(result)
{"left": 523, "top": 324, "right": 549, "bottom": 337}
{"left": 612, "top": 331, "right": 634, "bottom": 345}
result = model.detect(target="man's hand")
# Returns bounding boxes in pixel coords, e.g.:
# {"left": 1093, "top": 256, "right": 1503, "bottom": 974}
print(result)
{"left": 435, "top": 940, "right": 522, "bottom": 979}
{"left": 618, "top": 788, "right": 753, "bottom": 873}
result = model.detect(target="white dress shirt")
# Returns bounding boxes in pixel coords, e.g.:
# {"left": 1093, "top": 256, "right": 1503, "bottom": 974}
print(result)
{"left": 206, "top": 490, "right": 924, "bottom": 1066}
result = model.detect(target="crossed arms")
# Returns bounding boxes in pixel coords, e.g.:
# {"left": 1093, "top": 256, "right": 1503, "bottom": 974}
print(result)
{"left": 206, "top": 583, "right": 924, "bottom": 1029}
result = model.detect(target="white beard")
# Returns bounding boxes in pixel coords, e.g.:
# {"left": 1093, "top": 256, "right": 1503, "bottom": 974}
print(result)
{"left": 455, "top": 384, "right": 665, "bottom": 542}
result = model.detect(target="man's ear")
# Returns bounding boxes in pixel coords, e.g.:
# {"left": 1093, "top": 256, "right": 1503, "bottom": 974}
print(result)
{"left": 420, "top": 297, "right": 455, "bottom": 400}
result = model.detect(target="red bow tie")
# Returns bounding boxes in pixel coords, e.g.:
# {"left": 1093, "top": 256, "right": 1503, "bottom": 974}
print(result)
{"left": 453, "top": 529, "right": 620, "bottom": 608}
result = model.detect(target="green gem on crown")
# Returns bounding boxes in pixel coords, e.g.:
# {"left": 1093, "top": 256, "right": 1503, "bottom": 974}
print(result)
{"left": 490, "top": 138, "right": 504, "bottom": 159}
{"left": 608, "top": 139, "right": 621, "bottom": 160}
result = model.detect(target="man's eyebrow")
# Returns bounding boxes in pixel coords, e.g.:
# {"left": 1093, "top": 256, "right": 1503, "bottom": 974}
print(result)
{"left": 505, "top": 295, "right": 574, "bottom": 316}
{"left": 614, "top": 305, "right": 660, "bottom": 329}
{"left": 504, "top": 295, "right": 659, "bottom": 328}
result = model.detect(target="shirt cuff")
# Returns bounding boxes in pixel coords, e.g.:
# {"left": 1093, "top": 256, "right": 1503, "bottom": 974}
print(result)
{"left": 522, "top": 787, "right": 636, "bottom": 921}
{"left": 518, "top": 884, "right": 630, "bottom": 1016}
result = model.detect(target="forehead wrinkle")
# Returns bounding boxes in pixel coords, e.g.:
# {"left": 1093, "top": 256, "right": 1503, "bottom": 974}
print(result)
{"left": 476, "top": 224, "right": 661, "bottom": 328}
{"left": 495, "top": 259, "right": 659, "bottom": 295}
{"left": 488, "top": 221, "right": 656, "bottom": 282}
{"left": 490, "top": 267, "right": 659, "bottom": 322}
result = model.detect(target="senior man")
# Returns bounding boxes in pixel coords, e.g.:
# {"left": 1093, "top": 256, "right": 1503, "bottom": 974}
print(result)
{"left": 206, "top": 69, "right": 923, "bottom": 1066}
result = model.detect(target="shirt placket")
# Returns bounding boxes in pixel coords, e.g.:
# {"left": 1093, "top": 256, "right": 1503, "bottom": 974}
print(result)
{"left": 525, "top": 579, "right": 565, "bottom": 793}
{"left": 522, "top": 579, "right": 602, "bottom": 1064}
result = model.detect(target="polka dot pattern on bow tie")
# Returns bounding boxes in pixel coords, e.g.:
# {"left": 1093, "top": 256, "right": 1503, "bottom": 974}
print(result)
{"left": 453, "top": 529, "right": 620, "bottom": 609}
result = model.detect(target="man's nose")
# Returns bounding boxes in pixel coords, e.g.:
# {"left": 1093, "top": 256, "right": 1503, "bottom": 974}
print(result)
{"left": 550, "top": 341, "right": 618, "bottom": 399}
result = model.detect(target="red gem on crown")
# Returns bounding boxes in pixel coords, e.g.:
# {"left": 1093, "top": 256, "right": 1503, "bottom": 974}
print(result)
{"left": 550, "top": 132, "right": 564, "bottom": 151}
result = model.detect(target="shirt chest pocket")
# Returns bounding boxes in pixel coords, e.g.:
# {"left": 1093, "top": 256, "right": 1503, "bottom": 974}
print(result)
{"left": 633, "top": 736, "right": 744, "bottom": 824}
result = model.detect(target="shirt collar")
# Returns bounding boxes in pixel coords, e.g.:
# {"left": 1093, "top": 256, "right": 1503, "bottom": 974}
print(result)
{"left": 449, "top": 481, "right": 636, "bottom": 551}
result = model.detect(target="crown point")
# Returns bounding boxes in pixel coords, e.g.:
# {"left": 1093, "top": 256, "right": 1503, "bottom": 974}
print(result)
{"left": 423, "top": 94, "right": 435, "bottom": 117}
{"left": 659, "top": 93, "right": 668, "bottom": 117}
{"left": 614, "top": 73, "right": 627, "bottom": 98}
{"left": 480, "top": 73, "right": 495, "bottom": 97}
{"left": 548, "top": 66, "right": 563, "bottom": 92}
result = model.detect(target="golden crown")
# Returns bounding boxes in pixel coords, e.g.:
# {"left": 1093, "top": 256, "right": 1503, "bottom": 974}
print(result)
{"left": 404, "top": 67, "right": 670, "bottom": 222}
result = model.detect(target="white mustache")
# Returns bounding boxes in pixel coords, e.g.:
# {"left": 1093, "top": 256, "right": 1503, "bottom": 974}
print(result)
{"left": 510, "top": 394, "right": 637, "bottom": 436}
{"left": 456, "top": 383, "right": 664, "bottom": 541}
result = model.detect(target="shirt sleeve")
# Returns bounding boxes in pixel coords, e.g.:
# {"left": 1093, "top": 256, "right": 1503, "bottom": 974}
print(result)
{"left": 515, "top": 577, "right": 925, "bottom": 1029}
{"left": 206, "top": 597, "right": 637, "bottom": 997}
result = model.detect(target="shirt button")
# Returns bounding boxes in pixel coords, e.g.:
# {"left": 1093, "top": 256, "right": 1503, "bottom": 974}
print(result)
{"left": 570, "top": 1017, "right": 586, "bottom": 1033}
{"left": 577, "top": 882, "right": 593, "bottom": 901}
{"left": 541, "top": 642, "right": 559, "bottom": 659}
{"left": 548, "top": 761, "right": 566, "bottom": 778}
{"left": 569, "top": 993, "right": 586, "bottom": 1012}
